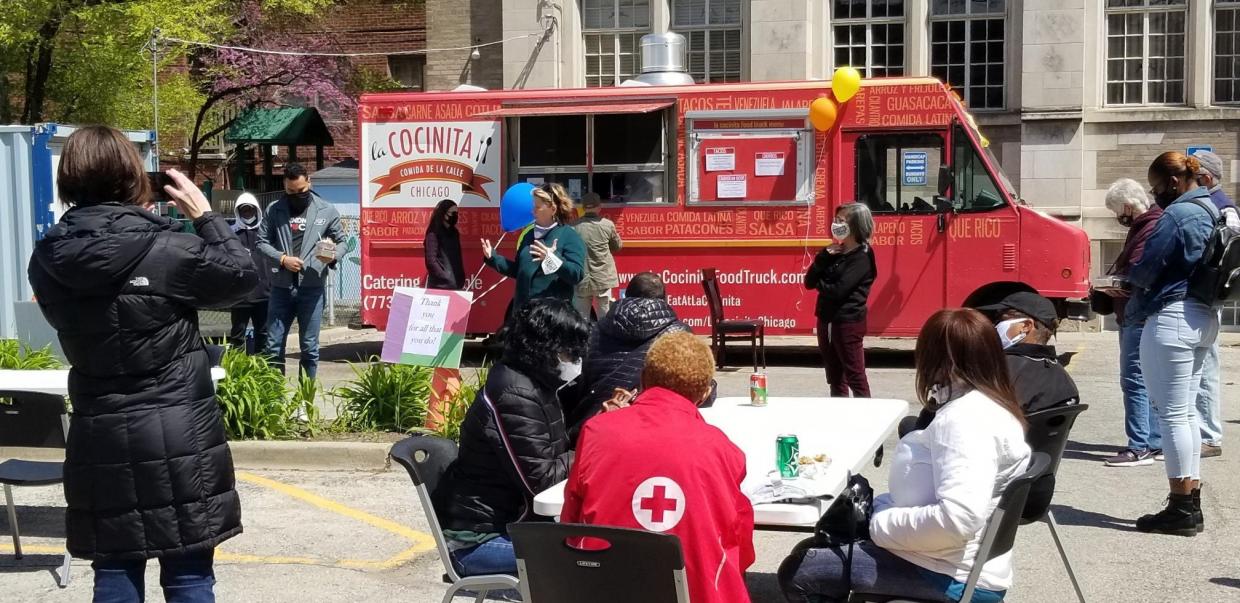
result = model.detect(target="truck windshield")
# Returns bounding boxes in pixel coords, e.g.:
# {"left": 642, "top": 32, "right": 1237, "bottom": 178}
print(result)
{"left": 951, "top": 124, "right": 1007, "bottom": 211}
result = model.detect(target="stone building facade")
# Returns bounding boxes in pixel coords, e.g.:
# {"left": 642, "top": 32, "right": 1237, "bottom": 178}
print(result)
{"left": 492, "top": 0, "right": 1240, "bottom": 326}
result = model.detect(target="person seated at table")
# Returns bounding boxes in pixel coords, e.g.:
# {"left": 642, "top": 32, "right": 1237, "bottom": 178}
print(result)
{"left": 902, "top": 291, "right": 1079, "bottom": 436}
{"left": 779, "top": 308, "right": 1031, "bottom": 603}
{"left": 563, "top": 271, "right": 717, "bottom": 445}
{"left": 561, "top": 331, "right": 755, "bottom": 603}
{"left": 434, "top": 298, "right": 589, "bottom": 576}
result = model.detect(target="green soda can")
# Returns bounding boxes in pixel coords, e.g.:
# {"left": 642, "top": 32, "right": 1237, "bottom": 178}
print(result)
{"left": 776, "top": 434, "right": 800, "bottom": 478}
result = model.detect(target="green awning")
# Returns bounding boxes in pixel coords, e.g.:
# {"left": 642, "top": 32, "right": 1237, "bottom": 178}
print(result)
{"left": 224, "top": 107, "right": 334, "bottom": 146}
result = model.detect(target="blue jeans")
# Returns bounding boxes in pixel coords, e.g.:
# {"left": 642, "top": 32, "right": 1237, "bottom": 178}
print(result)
{"left": 265, "top": 286, "right": 325, "bottom": 380}
{"left": 779, "top": 540, "right": 1004, "bottom": 603}
{"left": 92, "top": 549, "right": 215, "bottom": 603}
{"left": 1120, "top": 322, "right": 1161, "bottom": 451}
{"left": 1197, "top": 339, "right": 1223, "bottom": 447}
{"left": 1140, "top": 300, "right": 1219, "bottom": 480}
{"left": 450, "top": 536, "right": 517, "bottom": 576}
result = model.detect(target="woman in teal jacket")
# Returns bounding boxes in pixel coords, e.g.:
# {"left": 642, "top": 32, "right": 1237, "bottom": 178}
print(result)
{"left": 483, "top": 183, "right": 586, "bottom": 312}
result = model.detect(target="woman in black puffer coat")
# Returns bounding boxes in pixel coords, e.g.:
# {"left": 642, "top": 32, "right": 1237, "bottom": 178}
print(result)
{"left": 435, "top": 298, "right": 588, "bottom": 577}
{"left": 27, "top": 126, "right": 256, "bottom": 602}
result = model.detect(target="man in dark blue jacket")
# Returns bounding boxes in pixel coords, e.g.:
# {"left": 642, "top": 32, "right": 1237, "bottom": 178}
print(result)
{"left": 256, "top": 163, "right": 346, "bottom": 379}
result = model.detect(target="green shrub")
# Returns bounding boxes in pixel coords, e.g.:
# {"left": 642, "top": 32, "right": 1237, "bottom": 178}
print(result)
{"left": 334, "top": 357, "right": 432, "bottom": 433}
{"left": 0, "top": 340, "right": 62, "bottom": 369}
{"left": 215, "top": 348, "right": 316, "bottom": 440}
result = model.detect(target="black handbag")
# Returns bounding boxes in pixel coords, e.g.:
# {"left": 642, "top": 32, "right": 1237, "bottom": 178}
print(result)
{"left": 813, "top": 473, "right": 875, "bottom": 593}
{"left": 1088, "top": 288, "right": 1114, "bottom": 316}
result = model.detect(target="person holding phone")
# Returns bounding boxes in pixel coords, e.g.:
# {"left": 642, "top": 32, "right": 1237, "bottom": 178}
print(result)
{"left": 28, "top": 125, "right": 258, "bottom": 602}
{"left": 256, "top": 163, "right": 346, "bottom": 380}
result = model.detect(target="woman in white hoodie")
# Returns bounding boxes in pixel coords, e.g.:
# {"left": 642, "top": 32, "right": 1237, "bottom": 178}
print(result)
{"left": 779, "top": 308, "right": 1031, "bottom": 603}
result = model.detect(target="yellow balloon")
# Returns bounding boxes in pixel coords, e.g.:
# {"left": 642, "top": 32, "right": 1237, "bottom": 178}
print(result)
{"left": 832, "top": 66, "right": 863, "bottom": 103}
{"left": 808, "top": 97, "right": 838, "bottom": 132}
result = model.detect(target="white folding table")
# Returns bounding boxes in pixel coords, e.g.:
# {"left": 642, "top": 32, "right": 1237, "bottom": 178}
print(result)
{"left": 533, "top": 396, "right": 909, "bottom": 530}
{"left": 0, "top": 368, "right": 227, "bottom": 397}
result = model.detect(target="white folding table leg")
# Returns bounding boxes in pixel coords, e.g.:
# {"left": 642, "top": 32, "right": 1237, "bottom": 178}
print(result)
{"left": 57, "top": 550, "right": 71, "bottom": 587}
{"left": 1046, "top": 510, "right": 1087, "bottom": 603}
{"left": 4, "top": 484, "right": 20, "bottom": 559}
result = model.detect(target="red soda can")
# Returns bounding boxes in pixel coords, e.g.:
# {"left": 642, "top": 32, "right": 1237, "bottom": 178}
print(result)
{"left": 750, "top": 372, "right": 768, "bottom": 406}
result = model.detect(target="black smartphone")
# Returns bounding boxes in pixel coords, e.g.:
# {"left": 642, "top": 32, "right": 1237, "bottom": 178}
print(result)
{"left": 147, "top": 171, "right": 173, "bottom": 204}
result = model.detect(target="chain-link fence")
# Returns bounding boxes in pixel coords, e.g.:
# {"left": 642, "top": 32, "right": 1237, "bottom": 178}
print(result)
{"left": 326, "top": 215, "right": 362, "bottom": 327}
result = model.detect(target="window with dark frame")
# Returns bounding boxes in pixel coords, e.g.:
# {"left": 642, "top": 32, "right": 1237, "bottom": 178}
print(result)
{"left": 832, "top": 0, "right": 906, "bottom": 77}
{"left": 673, "top": 0, "right": 744, "bottom": 83}
{"left": 583, "top": 0, "right": 651, "bottom": 87}
{"left": 1215, "top": 1, "right": 1240, "bottom": 104}
{"left": 516, "top": 111, "right": 668, "bottom": 203}
{"left": 387, "top": 55, "right": 425, "bottom": 91}
{"left": 930, "top": 0, "right": 1006, "bottom": 110}
{"left": 854, "top": 133, "right": 944, "bottom": 214}
{"left": 1104, "top": 0, "right": 1186, "bottom": 106}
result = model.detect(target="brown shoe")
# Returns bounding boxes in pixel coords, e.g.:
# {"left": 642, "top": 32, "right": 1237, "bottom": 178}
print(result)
{"left": 1201, "top": 444, "right": 1222, "bottom": 458}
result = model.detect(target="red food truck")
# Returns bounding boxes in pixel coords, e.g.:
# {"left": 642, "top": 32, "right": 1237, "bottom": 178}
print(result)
{"left": 357, "top": 77, "right": 1090, "bottom": 337}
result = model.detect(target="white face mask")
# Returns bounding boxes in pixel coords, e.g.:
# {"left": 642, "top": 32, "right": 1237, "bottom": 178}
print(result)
{"left": 557, "top": 359, "right": 583, "bottom": 384}
{"left": 995, "top": 318, "right": 1029, "bottom": 349}
{"left": 831, "top": 221, "right": 850, "bottom": 239}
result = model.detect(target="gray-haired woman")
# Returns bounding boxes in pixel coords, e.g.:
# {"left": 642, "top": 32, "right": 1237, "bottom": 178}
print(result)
{"left": 1100, "top": 178, "right": 1164, "bottom": 467}
{"left": 805, "top": 202, "right": 878, "bottom": 397}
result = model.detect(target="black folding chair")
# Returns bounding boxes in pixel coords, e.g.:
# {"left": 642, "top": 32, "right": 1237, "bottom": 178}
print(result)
{"left": 1021, "top": 404, "right": 1090, "bottom": 603}
{"left": 389, "top": 435, "right": 519, "bottom": 603}
{"left": 0, "top": 390, "right": 72, "bottom": 587}
{"left": 509, "top": 523, "right": 689, "bottom": 603}
{"left": 850, "top": 452, "right": 1052, "bottom": 603}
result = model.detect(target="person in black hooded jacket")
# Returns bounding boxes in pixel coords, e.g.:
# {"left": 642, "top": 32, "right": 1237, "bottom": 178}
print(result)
{"left": 27, "top": 126, "right": 257, "bottom": 602}
{"left": 564, "top": 271, "right": 702, "bottom": 445}
{"left": 434, "top": 297, "right": 589, "bottom": 576}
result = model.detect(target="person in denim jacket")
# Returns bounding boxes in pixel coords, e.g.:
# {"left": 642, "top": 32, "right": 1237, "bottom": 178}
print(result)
{"left": 1127, "top": 152, "right": 1220, "bottom": 537}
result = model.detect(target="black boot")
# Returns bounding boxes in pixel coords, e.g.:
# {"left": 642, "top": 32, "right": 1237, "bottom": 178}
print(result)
{"left": 1136, "top": 493, "right": 1198, "bottom": 536}
{"left": 1192, "top": 486, "right": 1204, "bottom": 533}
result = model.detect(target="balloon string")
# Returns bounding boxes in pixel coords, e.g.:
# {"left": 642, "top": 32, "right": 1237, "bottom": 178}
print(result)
{"left": 469, "top": 231, "right": 508, "bottom": 287}
{"left": 796, "top": 133, "right": 829, "bottom": 314}
{"left": 471, "top": 276, "right": 508, "bottom": 305}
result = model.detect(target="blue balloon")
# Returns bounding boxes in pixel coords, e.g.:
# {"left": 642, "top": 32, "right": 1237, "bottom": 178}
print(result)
{"left": 500, "top": 182, "right": 537, "bottom": 232}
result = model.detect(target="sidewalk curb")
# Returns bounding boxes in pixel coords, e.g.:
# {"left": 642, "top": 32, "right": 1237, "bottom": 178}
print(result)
{"left": 1, "top": 440, "right": 397, "bottom": 473}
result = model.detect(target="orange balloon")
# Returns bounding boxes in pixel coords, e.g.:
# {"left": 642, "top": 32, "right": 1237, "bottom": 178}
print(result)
{"left": 809, "top": 97, "right": 838, "bottom": 132}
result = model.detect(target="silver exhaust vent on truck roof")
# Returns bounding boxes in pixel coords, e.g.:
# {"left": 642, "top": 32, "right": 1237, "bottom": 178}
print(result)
{"left": 625, "top": 32, "right": 696, "bottom": 86}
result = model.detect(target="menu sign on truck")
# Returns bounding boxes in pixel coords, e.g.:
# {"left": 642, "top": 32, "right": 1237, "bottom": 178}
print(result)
{"left": 362, "top": 121, "right": 502, "bottom": 208}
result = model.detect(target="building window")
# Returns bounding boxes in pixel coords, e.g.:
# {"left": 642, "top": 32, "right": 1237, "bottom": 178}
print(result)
{"left": 673, "top": 0, "right": 743, "bottom": 83}
{"left": 832, "top": 0, "right": 906, "bottom": 77}
{"left": 583, "top": 0, "right": 651, "bottom": 87}
{"left": 1104, "top": 0, "right": 1186, "bottom": 106}
{"left": 1216, "top": 1, "right": 1240, "bottom": 104}
{"left": 387, "top": 55, "right": 425, "bottom": 90}
{"left": 930, "top": 0, "right": 1006, "bottom": 110}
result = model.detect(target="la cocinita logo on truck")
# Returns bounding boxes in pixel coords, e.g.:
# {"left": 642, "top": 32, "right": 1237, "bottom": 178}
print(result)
{"left": 362, "top": 121, "right": 502, "bottom": 209}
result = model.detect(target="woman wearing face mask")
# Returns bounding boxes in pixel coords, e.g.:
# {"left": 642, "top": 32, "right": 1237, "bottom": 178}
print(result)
{"left": 779, "top": 308, "right": 1030, "bottom": 603}
{"left": 805, "top": 202, "right": 878, "bottom": 397}
{"left": 1098, "top": 178, "right": 1165, "bottom": 467}
{"left": 1127, "top": 152, "right": 1221, "bottom": 536}
{"left": 481, "top": 182, "right": 586, "bottom": 312}
{"left": 424, "top": 199, "right": 466, "bottom": 290}
{"left": 434, "top": 298, "right": 588, "bottom": 576}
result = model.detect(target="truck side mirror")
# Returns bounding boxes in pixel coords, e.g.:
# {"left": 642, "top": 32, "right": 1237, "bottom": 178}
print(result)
{"left": 938, "top": 165, "right": 953, "bottom": 197}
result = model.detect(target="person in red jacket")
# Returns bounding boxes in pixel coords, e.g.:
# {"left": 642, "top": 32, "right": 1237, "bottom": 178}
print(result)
{"left": 561, "top": 331, "right": 755, "bottom": 602}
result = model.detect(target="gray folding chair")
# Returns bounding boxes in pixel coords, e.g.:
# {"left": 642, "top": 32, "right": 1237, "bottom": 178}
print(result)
{"left": 0, "top": 390, "right": 72, "bottom": 587}
{"left": 389, "top": 435, "right": 519, "bottom": 603}
{"left": 849, "top": 452, "right": 1052, "bottom": 603}
{"left": 1021, "top": 404, "right": 1091, "bottom": 603}
{"left": 509, "top": 523, "right": 689, "bottom": 603}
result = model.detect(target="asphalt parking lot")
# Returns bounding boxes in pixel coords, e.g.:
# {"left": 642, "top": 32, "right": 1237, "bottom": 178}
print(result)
{"left": 3, "top": 332, "right": 1240, "bottom": 602}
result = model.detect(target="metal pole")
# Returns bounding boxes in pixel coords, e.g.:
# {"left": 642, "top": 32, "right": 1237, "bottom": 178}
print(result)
{"left": 150, "top": 28, "right": 161, "bottom": 158}
{"left": 327, "top": 273, "right": 337, "bottom": 327}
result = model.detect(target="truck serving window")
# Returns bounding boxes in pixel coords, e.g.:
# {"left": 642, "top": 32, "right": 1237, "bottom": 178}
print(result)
{"left": 854, "top": 133, "right": 945, "bottom": 214}
{"left": 515, "top": 111, "right": 669, "bottom": 204}
{"left": 951, "top": 125, "right": 1006, "bottom": 212}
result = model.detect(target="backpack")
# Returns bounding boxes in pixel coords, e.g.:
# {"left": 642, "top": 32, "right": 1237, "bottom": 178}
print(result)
{"left": 1186, "top": 198, "right": 1240, "bottom": 305}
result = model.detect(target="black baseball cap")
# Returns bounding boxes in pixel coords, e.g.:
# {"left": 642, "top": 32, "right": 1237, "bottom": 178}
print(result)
{"left": 976, "top": 291, "right": 1058, "bottom": 330}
